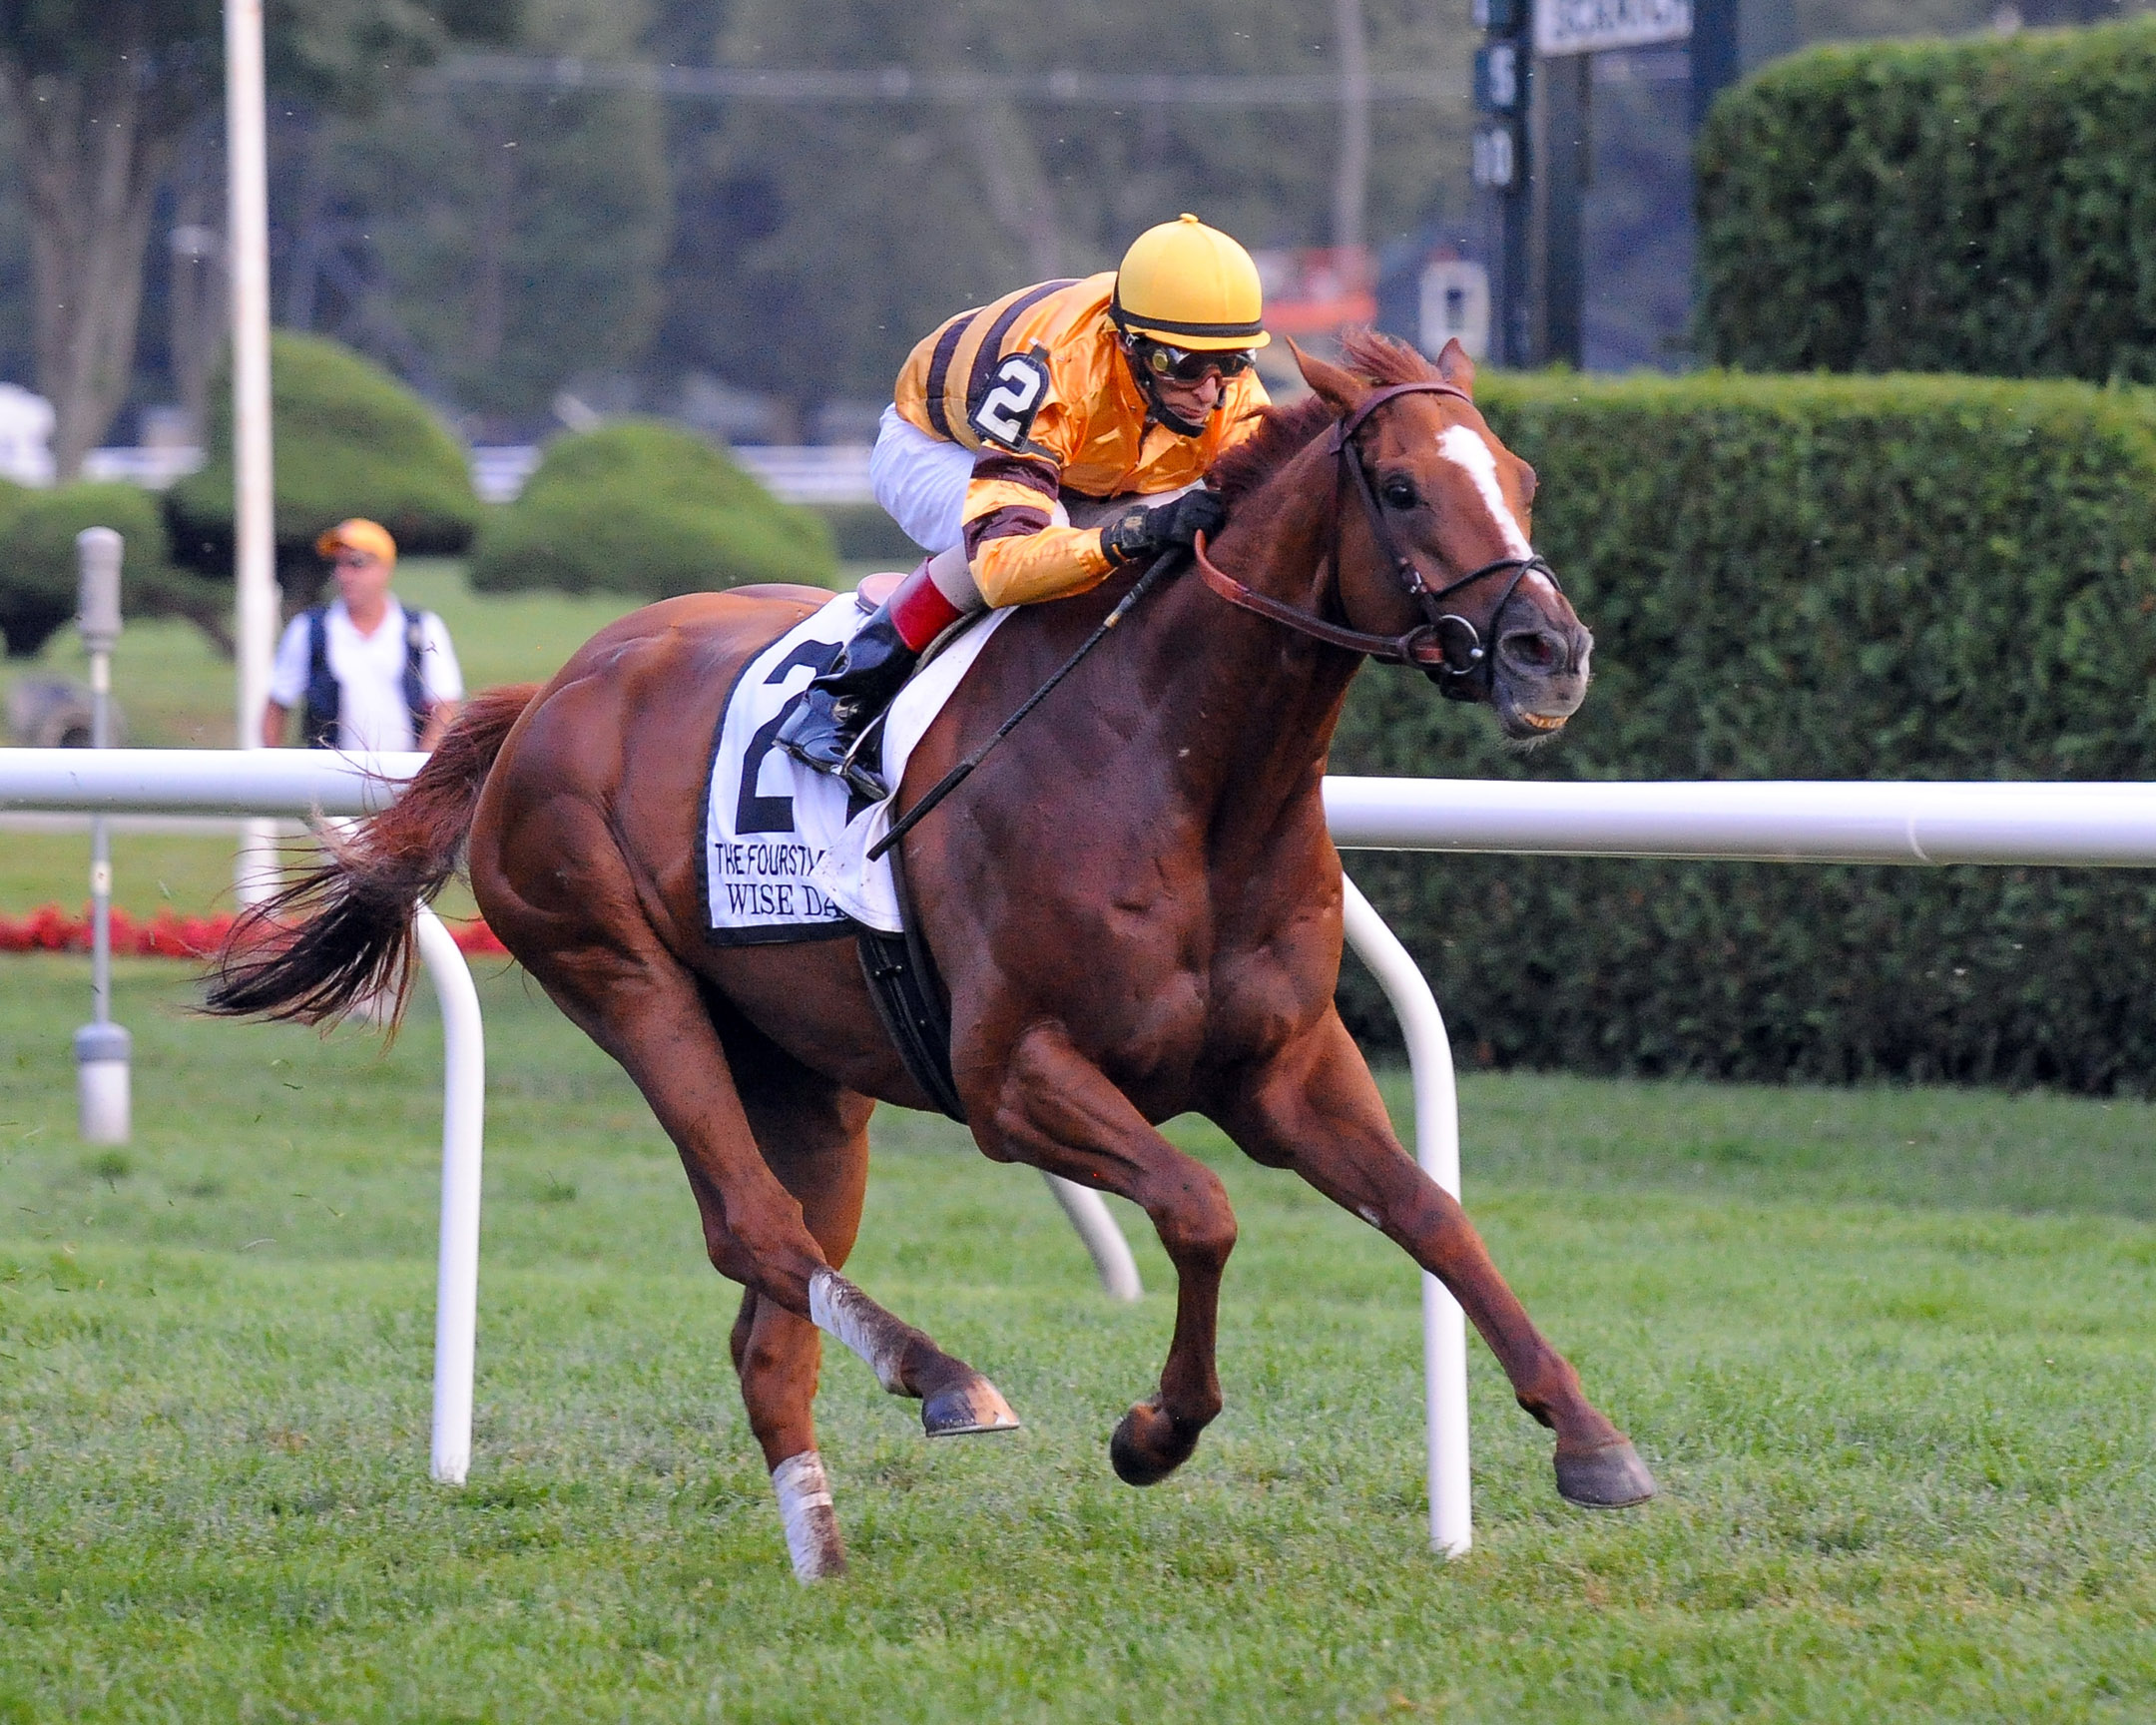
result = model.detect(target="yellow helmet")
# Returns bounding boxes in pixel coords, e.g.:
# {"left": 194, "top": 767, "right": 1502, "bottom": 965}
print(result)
{"left": 1112, "top": 214, "right": 1271, "bottom": 351}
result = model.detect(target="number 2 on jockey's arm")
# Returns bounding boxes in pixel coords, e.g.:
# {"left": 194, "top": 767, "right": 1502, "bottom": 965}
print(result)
{"left": 970, "top": 348, "right": 1053, "bottom": 452}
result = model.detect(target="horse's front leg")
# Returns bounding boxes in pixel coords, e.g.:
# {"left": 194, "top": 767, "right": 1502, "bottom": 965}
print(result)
{"left": 1219, "top": 1013, "right": 1656, "bottom": 1508}
{"left": 972, "top": 1022, "right": 1239, "bottom": 1485}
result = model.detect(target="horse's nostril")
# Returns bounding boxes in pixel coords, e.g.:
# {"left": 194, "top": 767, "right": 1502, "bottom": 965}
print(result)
{"left": 1504, "top": 632, "right": 1559, "bottom": 671}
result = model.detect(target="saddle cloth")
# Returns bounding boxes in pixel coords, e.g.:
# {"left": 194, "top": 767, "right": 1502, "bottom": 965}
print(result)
{"left": 703, "top": 589, "right": 1010, "bottom": 943}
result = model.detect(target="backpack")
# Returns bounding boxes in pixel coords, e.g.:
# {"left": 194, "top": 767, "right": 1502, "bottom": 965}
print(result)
{"left": 301, "top": 604, "right": 432, "bottom": 749}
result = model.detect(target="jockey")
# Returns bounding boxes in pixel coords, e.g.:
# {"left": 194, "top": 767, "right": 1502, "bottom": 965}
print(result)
{"left": 777, "top": 213, "right": 1272, "bottom": 795}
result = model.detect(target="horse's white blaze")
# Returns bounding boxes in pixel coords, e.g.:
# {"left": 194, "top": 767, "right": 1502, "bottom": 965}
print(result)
{"left": 809, "top": 1267, "right": 907, "bottom": 1393}
{"left": 772, "top": 1449, "right": 842, "bottom": 1582}
{"left": 1436, "top": 425, "right": 1534, "bottom": 563}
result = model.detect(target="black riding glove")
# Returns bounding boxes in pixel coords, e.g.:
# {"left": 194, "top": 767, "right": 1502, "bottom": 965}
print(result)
{"left": 1100, "top": 489, "right": 1228, "bottom": 567}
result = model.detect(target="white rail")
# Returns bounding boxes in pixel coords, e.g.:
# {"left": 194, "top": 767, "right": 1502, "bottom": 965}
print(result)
{"left": 1325, "top": 772, "right": 2156, "bottom": 1556}
{"left": 1326, "top": 776, "right": 2156, "bottom": 865}
{"left": 18, "top": 752, "right": 2153, "bottom": 1557}
{"left": 0, "top": 748, "right": 424, "bottom": 817}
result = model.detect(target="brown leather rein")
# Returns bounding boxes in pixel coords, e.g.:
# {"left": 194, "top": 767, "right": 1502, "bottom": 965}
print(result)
{"left": 1192, "top": 380, "right": 1562, "bottom": 693}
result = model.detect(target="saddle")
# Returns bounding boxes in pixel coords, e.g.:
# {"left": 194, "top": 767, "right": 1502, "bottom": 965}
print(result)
{"left": 702, "top": 580, "right": 1003, "bottom": 1121}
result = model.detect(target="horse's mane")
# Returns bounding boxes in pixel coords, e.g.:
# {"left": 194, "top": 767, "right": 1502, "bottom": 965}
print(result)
{"left": 1208, "top": 327, "right": 1445, "bottom": 507}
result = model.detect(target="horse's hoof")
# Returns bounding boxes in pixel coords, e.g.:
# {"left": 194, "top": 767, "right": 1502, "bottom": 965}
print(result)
{"left": 1554, "top": 1438, "right": 1658, "bottom": 1508}
{"left": 1109, "top": 1401, "right": 1199, "bottom": 1486}
{"left": 921, "top": 1376, "right": 1021, "bottom": 1438}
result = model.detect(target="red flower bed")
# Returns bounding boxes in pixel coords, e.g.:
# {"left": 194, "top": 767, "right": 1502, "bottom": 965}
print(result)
{"left": 0, "top": 904, "right": 509, "bottom": 958}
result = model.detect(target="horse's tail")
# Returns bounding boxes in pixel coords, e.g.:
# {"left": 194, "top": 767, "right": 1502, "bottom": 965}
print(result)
{"left": 204, "top": 684, "right": 541, "bottom": 1028}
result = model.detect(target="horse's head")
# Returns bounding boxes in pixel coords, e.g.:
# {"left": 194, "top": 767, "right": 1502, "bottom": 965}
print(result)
{"left": 1293, "top": 333, "right": 1592, "bottom": 742}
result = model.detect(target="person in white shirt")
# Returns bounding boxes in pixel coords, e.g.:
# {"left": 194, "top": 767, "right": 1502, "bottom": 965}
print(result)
{"left": 263, "top": 518, "right": 463, "bottom": 752}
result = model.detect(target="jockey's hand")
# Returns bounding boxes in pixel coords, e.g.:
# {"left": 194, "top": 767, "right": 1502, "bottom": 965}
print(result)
{"left": 1101, "top": 489, "right": 1228, "bottom": 567}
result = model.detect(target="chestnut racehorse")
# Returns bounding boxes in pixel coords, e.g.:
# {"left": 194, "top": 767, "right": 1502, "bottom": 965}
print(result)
{"left": 210, "top": 331, "right": 1655, "bottom": 1580}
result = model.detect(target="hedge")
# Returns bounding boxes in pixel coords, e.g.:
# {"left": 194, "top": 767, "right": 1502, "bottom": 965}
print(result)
{"left": 1697, "top": 17, "right": 2156, "bottom": 382}
{"left": 1328, "top": 368, "right": 2156, "bottom": 1093}
{"left": 814, "top": 501, "right": 921, "bottom": 567}
{"left": 166, "top": 331, "right": 480, "bottom": 591}
{"left": 0, "top": 481, "right": 222, "bottom": 659}
{"left": 467, "top": 419, "right": 836, "bottom": 598}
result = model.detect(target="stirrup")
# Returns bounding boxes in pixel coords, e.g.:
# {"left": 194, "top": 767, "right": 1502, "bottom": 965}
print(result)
{"left": 836, "top": 712, "right": 892, "bottom": 802}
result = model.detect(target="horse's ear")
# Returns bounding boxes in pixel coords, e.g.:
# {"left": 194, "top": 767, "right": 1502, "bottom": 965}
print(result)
{"left": 1434, "top": 337, "right": 1476, "bottom": 396}
{"left": 1290, "top": 336, "right": 1370, "bottom": 418}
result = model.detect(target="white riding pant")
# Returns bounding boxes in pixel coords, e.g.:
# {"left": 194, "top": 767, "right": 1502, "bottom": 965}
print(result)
{"left": 869, "top": 404, "right": 1069, "bottom": 556}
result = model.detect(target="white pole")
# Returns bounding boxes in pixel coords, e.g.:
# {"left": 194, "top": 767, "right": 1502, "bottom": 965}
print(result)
{"left": 1040, "top": 1173, "right": 1144, "bottom": 1302}
{"left": 73, "top": 530, "right": 131, "bottom": 1144}
{"left": 1341, "top": 873, "right": 1472, "bottom": 1557}
{"left": 415, "top": 905, "right": 486, "bottom": 1485}
{"left": 225, "top": 0, "right": 279, "bottom": 904}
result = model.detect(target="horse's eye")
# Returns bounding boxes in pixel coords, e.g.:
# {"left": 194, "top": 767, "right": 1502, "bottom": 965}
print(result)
{"left": 1381, "top": 478, "right": 1417, "bottom": 510}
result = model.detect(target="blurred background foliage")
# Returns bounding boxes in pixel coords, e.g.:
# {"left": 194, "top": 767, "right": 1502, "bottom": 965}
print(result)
{"left": 164, "top": 330, "right": 482, "bottom": 588}
{"left": 1699, "top": 16, "right": 2156, "bottom": 382}
{"left": 467, "top": 418, "right": 835, "bottom": 597}
{"left": 1332, "top": 367, "right": 2156, "bottom": 1092}
{"left": 5, "top": 0, "right": 2136, "bottom": 454}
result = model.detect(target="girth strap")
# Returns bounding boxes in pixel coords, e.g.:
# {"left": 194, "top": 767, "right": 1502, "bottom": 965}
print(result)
{"left": 854, "top": 844, "right": 968, "bottom": 1123}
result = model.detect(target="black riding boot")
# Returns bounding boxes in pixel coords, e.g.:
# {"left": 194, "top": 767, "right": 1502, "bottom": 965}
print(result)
{"left": 774, "top": 607, "right": 920, "bottom": 799}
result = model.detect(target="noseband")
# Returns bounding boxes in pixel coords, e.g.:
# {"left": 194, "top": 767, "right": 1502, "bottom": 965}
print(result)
{"left": 1193, "top": 380, "right": 1563, "bottom": 701}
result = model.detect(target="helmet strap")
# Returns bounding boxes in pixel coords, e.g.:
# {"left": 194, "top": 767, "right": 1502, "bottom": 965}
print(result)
{"left": 1119, "top": 333, "right": 1213, "bottom": 438}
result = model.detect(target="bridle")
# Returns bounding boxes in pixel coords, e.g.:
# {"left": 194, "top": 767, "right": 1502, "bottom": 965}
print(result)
{"left": 1193, "top": 380, "right": 1564, "bottom": 702}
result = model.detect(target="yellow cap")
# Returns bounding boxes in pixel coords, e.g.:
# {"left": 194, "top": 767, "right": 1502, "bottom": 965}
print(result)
{"left": 315, "top": 518, "right": 397, "bottom": 567}
{"left": 1112, "top": 213, "right": 1270, "bottom": 351}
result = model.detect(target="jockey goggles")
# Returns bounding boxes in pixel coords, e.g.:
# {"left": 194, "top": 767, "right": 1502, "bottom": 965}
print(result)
{"left": 1137, "top": 338, "right": 1257, "bottom": 383}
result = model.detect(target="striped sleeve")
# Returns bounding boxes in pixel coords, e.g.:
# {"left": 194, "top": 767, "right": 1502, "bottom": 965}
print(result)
{"left": 960, "top": 449, "right": 1112, "bottom": 608}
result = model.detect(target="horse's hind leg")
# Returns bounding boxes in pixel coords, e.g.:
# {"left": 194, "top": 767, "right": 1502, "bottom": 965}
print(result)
{"left": 483, "top": 814, "right": 1016, "bottom": 1426}
{"left": 1222, "top": 1014, "right": 1656, "bottom": 1509}
{"left": 719, "top": 1011, "right": 874, "bottom": 1581}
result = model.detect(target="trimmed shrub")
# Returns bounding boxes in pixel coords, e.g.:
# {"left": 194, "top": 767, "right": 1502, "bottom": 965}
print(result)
{"left": 1330, "top": 368, "right": 2156, "bottom": 1093}
{"left": 467, "top": 419, "right": 836, "bottom": 598}
{"left": 813, "top": 501, "right": 920, "bottom": 567}
{"left": 1697, "top": 18, "right": 2156, "bottom": 382}
{"left": 165, "top": 331, "right": 480, "bottom": 588}
{"left": 0, "top": 481, "right": 221, "bottom": 659}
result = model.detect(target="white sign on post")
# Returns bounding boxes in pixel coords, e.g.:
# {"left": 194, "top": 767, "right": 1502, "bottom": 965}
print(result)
{"left": 1535, "top": 0, "right": 1692, "bottom": 56}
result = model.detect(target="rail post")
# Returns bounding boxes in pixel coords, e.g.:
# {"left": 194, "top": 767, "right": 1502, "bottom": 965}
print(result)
{"left": 415, "top": 904, "right": 487, "bottom": 1485}
{"left": 71, "top": 529, "right": 130, "bottom": 1144}
{"left": 1341, "top": 873, "right": 1472, "bottom": 1557}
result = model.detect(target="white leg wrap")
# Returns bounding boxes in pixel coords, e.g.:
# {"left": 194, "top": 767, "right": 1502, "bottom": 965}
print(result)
{"left": 771, "top": 1449, "right": 841, "bottom": 1582}
{"left": 808, "top": 1267, "right": 907, "bottom": 1393}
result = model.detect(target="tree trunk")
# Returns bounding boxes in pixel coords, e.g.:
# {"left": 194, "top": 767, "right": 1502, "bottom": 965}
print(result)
{"left": 0, "top": 26, "right": 185, "bottom": 480}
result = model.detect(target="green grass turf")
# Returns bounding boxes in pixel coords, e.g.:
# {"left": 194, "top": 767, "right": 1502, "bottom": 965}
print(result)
{"left": 2, "top": 954, "right": 2152, "bottom": 1720}
{"left": 0, "top": 827, "right": 247, "bottom": 922}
